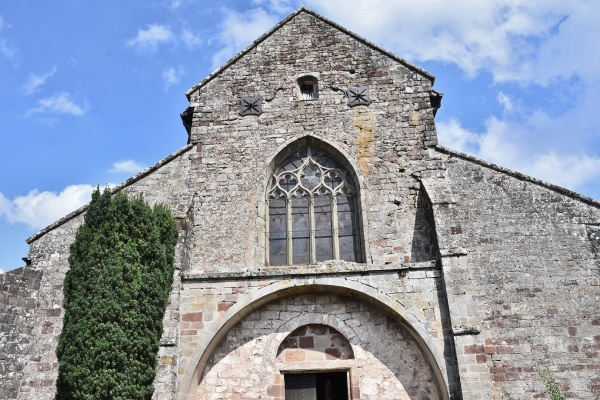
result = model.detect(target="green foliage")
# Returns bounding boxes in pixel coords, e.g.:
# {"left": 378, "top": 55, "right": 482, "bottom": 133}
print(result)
{"left": 56, "top": 188, "right": 178, "bottom": 400}
{"left": 538, "top": 365, "right": 565, "bottom": 400}
{"left": 501, "top": 386, "right": 515, "bottom": 400}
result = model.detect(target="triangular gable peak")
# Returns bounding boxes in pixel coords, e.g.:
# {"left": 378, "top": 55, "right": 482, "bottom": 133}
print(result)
{"left": 185, "top": 7, "right": 435, "bottom": 99}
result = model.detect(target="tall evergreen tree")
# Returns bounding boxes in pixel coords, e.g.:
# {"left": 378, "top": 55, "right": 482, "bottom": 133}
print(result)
{"left": 56, "top": 188, "right": 178, "bottom": 400}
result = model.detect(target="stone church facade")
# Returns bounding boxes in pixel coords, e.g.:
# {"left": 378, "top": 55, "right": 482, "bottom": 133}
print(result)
{"left": 1, "top": 8, "right": 599, "bottom": 400}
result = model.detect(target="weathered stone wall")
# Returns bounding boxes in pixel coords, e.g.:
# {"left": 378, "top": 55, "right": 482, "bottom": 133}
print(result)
{"left": 178, "top": 263, "right": 459, "bottom": 399}
{"left": 12, "top": 216, "right": 83, "bottom": 399}
{"left": 184, "top": 10, "right": 440, "bottom": 273}
{"left": 425, "top": 148, "right": 600, "bottom": 399}
{"left": 14, "top": 148, "right": 194, "bottom": 400}
{"left": 0, "top": 267, "right": 43, "bottom": 400}
{"left": 195, "top": 293, "right": 441, "bottom": 400}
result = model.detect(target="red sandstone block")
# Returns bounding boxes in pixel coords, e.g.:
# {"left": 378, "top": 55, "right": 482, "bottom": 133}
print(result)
{"left": 218, "top": 301, "right": 234, "bottom": 312}
{"left": 41, "top": 325, "right": 54, "bottom": 334}
{"left": 284, "top": 349, "right": 304, "bottom": 362}
{"left": 505, "top": 373, "right": 519, "bottom": 381}
{"left": 463, "top": 345, "right": 484, "bottom": 354}
{"left": 495, "top": 346, "right": 513, "bottom": 354}
{"left": 267, "top": 384, "right": 283, "bottom": 397}
{"left": 181, "top": 329, "right": 198, "bottom": 336}
{"left": 476, "top": 354, "right": 487, "bottom": 364}
{"left": 351, "top": 386, "right": 360, "bottom": 399}
{"left": 181, "top": 312, "right": 202, "bottom": 322}
{"left": 484, "top": 346, "right": 496, "bottom": 354}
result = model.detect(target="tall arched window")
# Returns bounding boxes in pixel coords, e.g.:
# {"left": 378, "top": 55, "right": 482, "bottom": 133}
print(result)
{"left": 267, "top": 146, "right": 361, "bottom": 266}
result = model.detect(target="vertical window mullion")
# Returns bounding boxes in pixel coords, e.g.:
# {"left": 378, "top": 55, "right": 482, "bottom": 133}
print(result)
{"left": 332, "top": 196, "right": 339, "bottom": 260}
{"left": 265, "top": 200, "right": 270, "bottom": 266}
{"left": 309, "top": 196, "right": 316, "bottom": 264}
{"left": 351, "top": 196, "right": 362, "bottom": 263}
{"left": 286, "top": 197, "right": 293, "bottom": 266}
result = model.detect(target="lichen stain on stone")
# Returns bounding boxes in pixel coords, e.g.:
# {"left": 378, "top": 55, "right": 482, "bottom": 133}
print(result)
{"left": 352, "top": 108, "right": 377, "bottom": 176}
{"left": 410, "top": 111, "right": 419, "bottom": 126}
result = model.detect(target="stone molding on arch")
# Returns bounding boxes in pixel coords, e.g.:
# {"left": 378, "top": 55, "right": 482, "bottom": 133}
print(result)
{"left": 179, "top": 276, "right": 450, "bottom": 400}
{"left": 255, "top": 133, "right": 371, "bottom": 268}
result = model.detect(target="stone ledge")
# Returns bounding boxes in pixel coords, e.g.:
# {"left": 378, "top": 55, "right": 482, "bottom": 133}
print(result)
{"left": 182, "top": 260, "right": 438, "bottom": 281}
{"left": 276, "top": 360, "right": 355, "bottom": 373}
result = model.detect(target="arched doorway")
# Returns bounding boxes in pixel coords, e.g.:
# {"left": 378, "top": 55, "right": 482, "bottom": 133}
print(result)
{"left": 193, "top": 291, "right": 443, "bottom": 400}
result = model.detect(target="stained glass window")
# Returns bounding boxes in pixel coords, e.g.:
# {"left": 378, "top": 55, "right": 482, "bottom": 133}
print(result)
{"left": 267, "top": 147, "right": 361, "bottom": 266}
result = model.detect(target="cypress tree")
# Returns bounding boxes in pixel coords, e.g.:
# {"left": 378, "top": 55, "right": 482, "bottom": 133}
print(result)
{"left": 56, "top": 188, "right": 178, "bottom": 400}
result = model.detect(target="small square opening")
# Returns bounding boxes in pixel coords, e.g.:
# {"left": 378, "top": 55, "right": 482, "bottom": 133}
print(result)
{"left": 297, "top": 76, "right": 318, "bottom": 100}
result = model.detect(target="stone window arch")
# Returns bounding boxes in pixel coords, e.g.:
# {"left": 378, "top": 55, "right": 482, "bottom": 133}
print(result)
{"left": 266, "top": 146, "right": 362, "bottom": 266}
{"left": 297, "top": 75, "right": 318, "bottom": 100}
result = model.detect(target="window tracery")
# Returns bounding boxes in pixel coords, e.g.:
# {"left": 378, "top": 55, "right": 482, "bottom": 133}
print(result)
{"left": 267, "top": 147, "right": 361, "bottom": 266}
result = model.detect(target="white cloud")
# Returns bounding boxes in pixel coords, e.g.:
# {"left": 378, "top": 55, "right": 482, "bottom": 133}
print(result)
{"left": 22, "top": 66, "right": 57, "bottom": 95}
{"left": 0, "top": 38, "right": 17, "bottom": 59}
{"left": 211, "top": 8, "right": 280, "bottom": 69}
{"left": 0, "top": 185, "right": 96, "bottom": 230}
{"left": 0, "top": 15, "right": 18, "bottom": 61}
{"left": 497, "top": 92, "right": 513, "bottom": 113}
{"left": 164, "top": 0, "right": 195, "bottom": 10}
{"left": 181, "top": 28, "right": 202, "bottom": 49}
{"left": 303, "top": 0, "right": 599, "bottom": 85}
{"left": 127, "top": 24, "right": 174, "bottom": 51}
{"left": 126, "top": 24, "right": 202, "bottom": 52}
{"left": 162, "top": 66, "right": 183, "bottom": 89}
{"left": 109, "top": 160, "right": 146, "bottom": 174}
{"left": 26, "top": 93, "right": 87, "bottom": 117}
{"left": 252, "top": 0, "right": 295, "bottom": 14}
{"left": 436, "top": 116, "right": 600, "bottom": 191}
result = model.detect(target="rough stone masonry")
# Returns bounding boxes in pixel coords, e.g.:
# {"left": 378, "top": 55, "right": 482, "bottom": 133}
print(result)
{"left": 1, "top": 7, "right": 599, "bottom": 400}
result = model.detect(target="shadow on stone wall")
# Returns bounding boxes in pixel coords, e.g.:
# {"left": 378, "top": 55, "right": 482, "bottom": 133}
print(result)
{"left": 0, "top": 266, "right": 43, "bottom": 400}
{"left": 411, "top": 189, "right": 440, "bottom": 262}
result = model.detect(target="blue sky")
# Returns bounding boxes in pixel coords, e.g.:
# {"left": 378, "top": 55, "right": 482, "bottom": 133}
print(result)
{"left": 1, "top": 0, "right": 599, "bottom": 272}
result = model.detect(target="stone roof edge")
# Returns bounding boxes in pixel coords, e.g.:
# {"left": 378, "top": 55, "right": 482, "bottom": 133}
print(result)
{"left": 185, "top": 6, "right": 435, "bottom": 99}
{"left": 26, "top": 144, "right": 194, "bottom": 244}
{"left": 433, "top": 145, "right": 600, "bottom": 208}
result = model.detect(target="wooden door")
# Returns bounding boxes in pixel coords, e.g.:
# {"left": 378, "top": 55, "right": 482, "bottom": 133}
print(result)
{"left": 285, "top": 374, "right": 317, "bottom": 400}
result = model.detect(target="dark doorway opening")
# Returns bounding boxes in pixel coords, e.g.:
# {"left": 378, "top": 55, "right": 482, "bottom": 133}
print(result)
{"left": 284, "top": 372, "right": 349, "bottom": 400}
